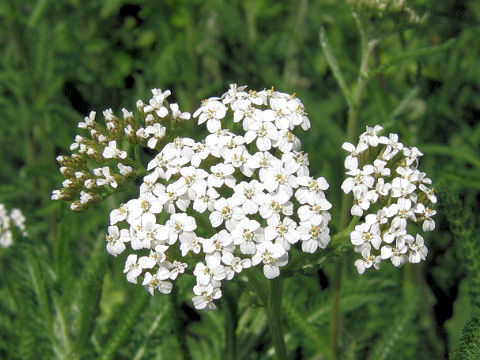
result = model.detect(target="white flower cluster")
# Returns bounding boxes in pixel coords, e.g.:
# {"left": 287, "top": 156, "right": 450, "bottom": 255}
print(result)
{"left": 51, "top": 89, "right": 190, "bottom": 211}
{"left": 0, "top": 204, "right": 27, "bottom": 247}
{"left": 341, "top": 125, "right": 436, "bottom": 274}
{"left": 107, "top": 84, "right": 332, "bottom": 310}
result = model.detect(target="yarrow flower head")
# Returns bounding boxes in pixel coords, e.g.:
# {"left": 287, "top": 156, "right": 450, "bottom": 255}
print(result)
{"left": 106, "top": 84, "right": 332, "bottom": 310}
{"left": 0, "top": 204, "right": 27, "bottom": 247}
{"left": 341, "top": 125, "right": 436, "bottom": 274}
{"left": 51, "top": 89, "right": 190, "bottom": 211}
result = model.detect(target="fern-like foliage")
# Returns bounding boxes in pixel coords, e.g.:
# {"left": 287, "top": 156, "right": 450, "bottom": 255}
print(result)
{"left": 451, "top": 313, "right": 480, "bottom": 360}
{"left": 440, "top": 184, "right": 480, "bottom": 359}
{"left": 440, "top": 186, "right": 480, "bottom": 307}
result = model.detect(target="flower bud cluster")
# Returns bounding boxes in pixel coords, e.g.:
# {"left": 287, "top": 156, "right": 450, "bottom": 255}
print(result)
{"left": 341, "top": 125, "right": 436, "bottom": 274}
{"left": 51, "top": 89, "right": 190, "bottom": 211}
{"left": 107, "top": 84, "right": 332, "bottom": 310}
{"left": 348, "top": 0, "right": 421, "bottom": 25}
{"left": 0, "top": 204, "right": 27, "bottom": 247}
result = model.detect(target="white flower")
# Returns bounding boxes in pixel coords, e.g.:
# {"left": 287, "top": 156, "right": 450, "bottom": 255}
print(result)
{"left": 222, "top": 252, "right": 251, "bottom": 278}
{"left": 126, "top": 192, "right": 165, "bottom": 224}
{"left": 166, "top": 260, "right": 188, "bottom": 280}
{"left": 191, "top": 141, "right": 210, "bottom": 167}
{"left": 159, "top": 182, "right": 190, "bottom": 213}
{"left": 226, "top": 146, "right": 254, "bottom": 176}
{"left": 193, "top": 256, "right": 226, "bottom": 286}
{"left": 276, "top": 130, "right": 301, "bottom": 153}
{"left": 390, "top": 198, "right": 416, "bottom": 229}
{"left": 380, "top": 238, "right": 408, "bottom": 267}
{"left": 422, "top": 207, "right": 436, "bottom": 232}
{"left": 145, "top": 123, "right": 166, "bottom": 149}
{"left": 118, "top": 163, "right": 133, "bottom": 176}
{"left": 194, "top": 99, "right": 227, "bottom": 133}
{"left": 407, "top": 234, "right": 428, "bottom": 263}
{"left": 222, "top": 83, "right": 248, "bottom": 105}
{"left": 202, "top": 230, "right": 235, "bottom": 259}
{"left": 208, "top": 163, "right": 236, "bottom": 188}
{"left": 342, "top": 141, "right": 368, "bottom": 170}
{"left": 162, "top": 137, "right": 195, "bottom": 162}
{"left": 341, "top": 167, "right": 375, "bottom": 194}
{"left": 382, "top": 223, "right": 406, "bottom": 244}
{"left": 264, "top": 217, "right": 300, "bottom": 250}
{"left": 180, "top": 234, "right": 203, "bottom": 256}
{"left": 78, "top": 111, "right": 96, "bottom": 129}
{"left": 231, "top": 180, "right": 265, "bottom": 214}
{"left": 354, "top": 247, "right": 381, "bottom": 274}
{"left": 106, "top": 225, "right": 130, "bottom": 256}
{"left": 419, "top": 184, "right": 437, "bottom": 204}
{"left": 261, "top": 163, "right": 297, "bottom": 193}
{"left": 103, "top": 140, "right": 127, "bottom": 160}
{"left": 96, "top": 85, "right": 332, "bottom": 310}
{"left": 247, "top": 151, "right": 281, "bottom": 177}
{"left": 251, "top": 242, "right": 288, "bottom": 279}
{"left": 244, "top": 119, "right": 278, "bottom": 151}
{"left": 209, "top": 197, "right": 244, "bottom": 230}
{"left": 0, "top": 205, "right": 27, "bottom": 247}
{"left": 282, "top": 151, "right": 309, "bottom": 176}
{"left": 295, "top": 176, "right": 329, "bottom": 204}
{"left": 231, "top": 218, "right": 264, "bottom": 255}
{"left": 170, "top": 103, "right": 191, "bottom": 121}
{"left": 179, "top": 166, "right": 208, "bottom": 199}
{"left": 351, "top": 222, "right": 382, "bottom": 251}
{"left": 143, "top": 270, "right": 172, "bottom": 295}
{"left": 193, "top": 283, "right": 222, "bottom": 311}
{"left": 391, "top": 177, "right": 416, "bottom": 198}
{"left": 298, "top": 222, "right": 330, "bottom": 253}
{"left": 123, "top": 254, "right": 154, "bottom": 284}
{"left": 145, "top": 88, "right": 170, "bottom": 117}
{"left": 298, "top": 196, "right": 332, "bottom": 226}
{"left": 164, "top": 213, "right": 197, "bottom": 245}
{"left": 95, "top": 167, "right": 118, "bottom": 188}
{"left": 359, "top": 125, "right": 383, "bottom": 147}
{"left": 259, "top": 191, "right": 293, "bottom": 223}
{"left": 193, "top": 187, "right": 219, "bottom": 213}
{"left": 351, "top": 188, "right": 372, "bottom": 217}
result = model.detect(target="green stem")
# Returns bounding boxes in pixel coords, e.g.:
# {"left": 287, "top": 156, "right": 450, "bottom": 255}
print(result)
{"left": 133, "top": 145, "right": 142, "bottom": 167}
{"left": 170, "top": 289, "right": 192, "bottom": 360}
{"left": 245, "top": 268, "right": 268, "bottom": 305}
{"left": 267, "top": 278, "right": 288, "bottom": 360}
{"left": 329, "top": 262, "right": 342, "bottom": 360}
{"left": 330, "top": 13, "right": 378, "bottom": 360}
{"left": 223, "top": 287, "right": 238, "bottom": 360}
{"left": 244, "top": 270, "right": 288, "bottom": 360}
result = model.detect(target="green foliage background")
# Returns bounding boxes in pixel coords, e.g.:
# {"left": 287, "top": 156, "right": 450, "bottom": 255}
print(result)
{"left": 0, "top": 0, "right": 479, "bottom": 359}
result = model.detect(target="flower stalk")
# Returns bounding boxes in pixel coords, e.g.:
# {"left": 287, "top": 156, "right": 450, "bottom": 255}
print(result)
{"left": 323, "top": 11, "right": 379, "bottom": 360}
{"left": 266, "top": 277, "right": 288, "bottom": 360}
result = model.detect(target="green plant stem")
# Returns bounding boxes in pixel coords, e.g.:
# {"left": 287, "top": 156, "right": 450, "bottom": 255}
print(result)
{"left": 267, "top": 278, "right": 288, "bottom": 360}
{"left": 171, "top": 289, "right": 192, "bottom": 360}
{"left": 245, "top": 270, "right": 288, "bottom": 360}
{"left": 223, "top": 287, "right": 238, "bottom": 360}
{"left": 330, "top": 13, "right": 378, "bottom": 360}
{"left": 133, "top": 145, "right": 142, "bottom": 167}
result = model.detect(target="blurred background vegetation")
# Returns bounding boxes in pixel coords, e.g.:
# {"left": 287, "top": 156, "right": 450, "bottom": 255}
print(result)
{"left": 0, "top": 0, "right": 479, "bottom": 359}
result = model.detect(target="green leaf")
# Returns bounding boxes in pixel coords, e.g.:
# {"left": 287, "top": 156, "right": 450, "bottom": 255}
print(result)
{"left": 320, "top": 27, "right": 352, "bottom": 108}
{"left": 371, "top": 39, "right": 456, "bottom": 78}
{"left": 450, "top": 313, "right": 480, "bottom": 360}
{"left": 73, "top": 233, "right": 108, "bottom": 358}
{"left": 368, "top": 295, "right": 418, "bottom": 360}
{"left": 99, "top": 287, "right": 150, "bottom": 360}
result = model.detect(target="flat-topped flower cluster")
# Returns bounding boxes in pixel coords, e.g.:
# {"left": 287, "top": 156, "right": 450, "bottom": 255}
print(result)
{"left": 51, "top": 89, "right": 190, "bottom": 211}
{"left": 341, "top": 125, "right": 436, "bottom": 273}
{"left": 0, "top": 204, "right": 27, "bottom": 247}
{"left": 106, "top": 85, "right": 332, "bottom": 310}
